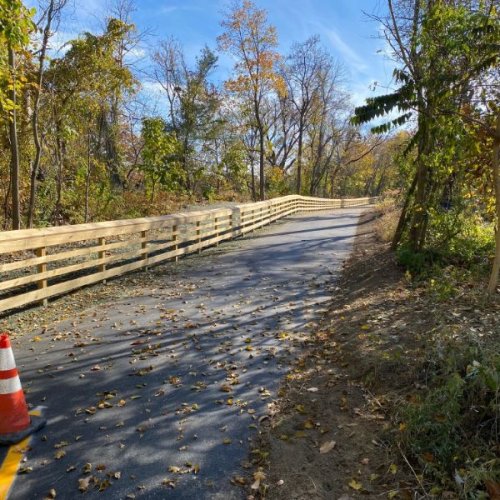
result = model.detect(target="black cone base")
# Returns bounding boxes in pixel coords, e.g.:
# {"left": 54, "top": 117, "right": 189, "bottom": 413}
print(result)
{"left": 0, "top": 415, "right": 47, "bottom": 446}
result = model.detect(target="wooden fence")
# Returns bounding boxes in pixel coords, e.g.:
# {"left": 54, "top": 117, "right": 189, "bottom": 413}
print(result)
{"left": 0, "top": 195, "right": 376, "bottom": 314}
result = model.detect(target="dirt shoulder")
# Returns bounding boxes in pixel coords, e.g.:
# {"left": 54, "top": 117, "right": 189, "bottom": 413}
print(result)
{"left": 256, "top": 211, "right": 499, "bottom": 500}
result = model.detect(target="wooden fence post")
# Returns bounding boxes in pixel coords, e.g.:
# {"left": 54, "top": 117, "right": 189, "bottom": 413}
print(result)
{"left": 98, "top": 237, "right": 107, "bottom": 284}
{"left": 141, "top": 231, "right": 148, "bottom": 269}
{"left": 173, "top": 225, "right": 178, "bottom": 262}
{"left": 36, "top": 247, "right": 48, "bottom": 306}
{"left": 197, "top": 221, "right": 201, "bottom": 254}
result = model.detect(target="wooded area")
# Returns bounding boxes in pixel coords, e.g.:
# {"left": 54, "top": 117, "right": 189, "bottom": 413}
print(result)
{"left": 352, "top": 0, "right": 499, "bottom": 292}
{"left": 0, "top": 0, "right": 405, "bottom": 232}
{"left": 1, "top": 0, "right": 497, "bottom": 290}
{"left": 0, "top": 0, "right": 498, "bottom": 280}
{"left": 3, "top": 0, "right": 496, "bottom": 289}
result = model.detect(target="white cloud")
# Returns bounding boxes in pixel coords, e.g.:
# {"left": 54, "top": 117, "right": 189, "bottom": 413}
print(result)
{"left": 349, "top": 80, "right": 378, "bottom": 107}
{"left": 48, "top": 31, "right": 79, "bottom": 54}
{"left": 138, "top": 80, "right": 170, "bottom": 117}
{"left": 125, "top": 47, "right": 147, "bottom": 60}
{"left": 324, "top": 28, "right": 368, "bottom": 73}
{"left": 161, "top": 6, "right": 178, "bottom": 14}
{"left": 141, "top": 81, "right": 166, "bottom": 95}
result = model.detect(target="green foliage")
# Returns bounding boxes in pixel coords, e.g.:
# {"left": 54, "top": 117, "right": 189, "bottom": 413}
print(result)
{"left": 0, "top": 0, "right": 34, "bottom": 114}
{"left": 397, "top": 221, "right": 494, "bottom": 279}
{"left": 428, "top": 272, "right": 459, "bottom": 301}
{"left": 216, "top": 140, "right": 249, "bottom": 191}
{"left": 352, "top": 88, "right": 414, "bottom": 134}
{"left": 396, "top": 246, "right": 441, "bottom": 276}
{"left": 49, "top": 18, "right": 136, "bottom": 102}
{"left": 151, "top": 42, "right": 225, "bottom": 194}
{"left": 354, "top": 1, "right": 499, "bottom": 259}
{"left": 428, "top": 211, "right": 495, "bottom": 265}
{"left": 0, "top": 0, "right": 34, "bottom": 46}
{"left": 266, "top": 166, "right": 288, "bottom": 196}
{"left": 402, "top": 373, "right": 465, "bottom": 463}
{"left": 1, "top": 0, "right": 495, "bottom": 229}
{"left": 141, "top": 117, "right": 184, "bottom": 195}
{"left": 32, "top": 17, "right": 139, "bottom": 222}
{"left": 399, "top": 348, "right": 500, "bottom": 496}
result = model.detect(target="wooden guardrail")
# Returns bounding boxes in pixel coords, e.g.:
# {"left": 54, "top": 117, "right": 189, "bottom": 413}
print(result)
{"left": 0, "top": 195, "right": 376, "bottom": 314}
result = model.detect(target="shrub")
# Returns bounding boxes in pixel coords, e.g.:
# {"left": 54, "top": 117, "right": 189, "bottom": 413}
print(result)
{"left": 396, "top": 246, "right": 442, "bottom": 276}
{"left": 398, "top": 348, "right": 500, "bottom": 497}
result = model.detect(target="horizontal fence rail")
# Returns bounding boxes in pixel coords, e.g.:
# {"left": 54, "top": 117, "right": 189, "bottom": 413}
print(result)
{"left": 0, "top": 195, "right": 376, "bottom": 314}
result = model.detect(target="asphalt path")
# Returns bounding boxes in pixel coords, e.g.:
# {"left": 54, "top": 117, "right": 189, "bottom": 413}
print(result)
{"left": 6, "top": 209, "right": 364, "bottom": 499}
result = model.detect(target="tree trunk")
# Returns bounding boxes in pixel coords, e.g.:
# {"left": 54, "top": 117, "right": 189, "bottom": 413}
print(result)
{"left": 106, "top": 104, "right": 122, "bottom": 190}
{"left": 251, "top": 162, "right": 256, "bottom": 201}
{"left": 408, "top": 165, "right": 427, "bottom": 250}
{"left": 150, "top": 179, "right": 156, "bottom": 203}
{"left": 329, "top": 164, "right": 339, "bottom": 198}
{"left": 364, "top": 169, "right": 378, "bottom": 196}
{"left": 487, "top": 111, "right": 500, "bottom": 294}
{"left": 27, "top": 0, "right": 55, "bottom": 228}
{"left": 54, "top": 127, "right": 65, "bottom": 225}
{"left": 84, "top": 128, "right": 92, "bottom": 223}
{"left": 322, "top": 169, "right": 328, "bottom": 197}
{"left": 391, "top": 172, "right": 418, "bottom": 250}
{"left": 259, "top": 128, "right": 265, "bottom": 200}
{"left": 375, "top": 167, "right": 388, "bottom": 196}
{"left": 3, "top": 173, "right": 11, "bottom": 230}
{"left": 408, "top": 110, "right": 431, "bottom": 251}
{"left": 296, "top": 119, "right": 303, "bottom": 194}
{"left": 182, "top": 135, "right": 191, "bottom": 191}
{"left": 8, "top": 44, "right": 21, "bottom": 230}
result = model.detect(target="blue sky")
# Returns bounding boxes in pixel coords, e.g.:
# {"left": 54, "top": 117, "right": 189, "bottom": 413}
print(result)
{"left": 29, "top": 0, "right": 396, "bottom": 108}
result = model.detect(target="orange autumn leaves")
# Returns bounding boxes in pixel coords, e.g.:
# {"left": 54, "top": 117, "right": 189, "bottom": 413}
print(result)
{"left": 218, "top": 0, "right": 286, "bottom": 98}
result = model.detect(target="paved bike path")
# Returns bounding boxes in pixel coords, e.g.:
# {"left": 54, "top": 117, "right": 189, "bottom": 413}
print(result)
{"left": 6, "top": 209, "right": 364, "bottom": 499}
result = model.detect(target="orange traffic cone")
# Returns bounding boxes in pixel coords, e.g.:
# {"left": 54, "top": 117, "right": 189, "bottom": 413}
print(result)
{"left": 0, "top": 333, "right": 46, "bottom": 445}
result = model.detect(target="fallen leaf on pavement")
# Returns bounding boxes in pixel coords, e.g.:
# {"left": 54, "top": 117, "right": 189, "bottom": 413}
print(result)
{"left": 348, "top": 479, "right": 363, "bottom": 491}
{"left": 319, "top": 441, "right": 336, "bottom": 454}
{"left": 251, "top": 469, "right": 266, "bottom": 491}
{"left": 45, "top": 488, "right": 56, "bottom": 499}
{"left": 78, "top": 476, "right": 93, "bottom": 492}
{"left": 162, "top": 479, "right": 176, "bottom": 488}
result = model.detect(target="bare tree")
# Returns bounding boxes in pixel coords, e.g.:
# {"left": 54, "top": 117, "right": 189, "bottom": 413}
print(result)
{"left": 27, "top": 0, "right": 69, "bottom": 228}
{"left": 284, "top": 36, "right": 331, "bottom": 193}
{"left": 151, "top": 38, "right": 185, "bottom": 131}
{"left": 306, "top": 60, "right": 348, "bottom": 195}
{"left": 265, "top": 93, "right": 298, "bottom": 172}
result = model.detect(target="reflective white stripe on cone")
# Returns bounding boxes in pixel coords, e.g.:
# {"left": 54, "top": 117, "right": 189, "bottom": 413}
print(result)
{"left": 0, "top": 377, "right": 22, "bottom": 395}
{"left": 0, "top": 348, "right": 16, "bottom": 371}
